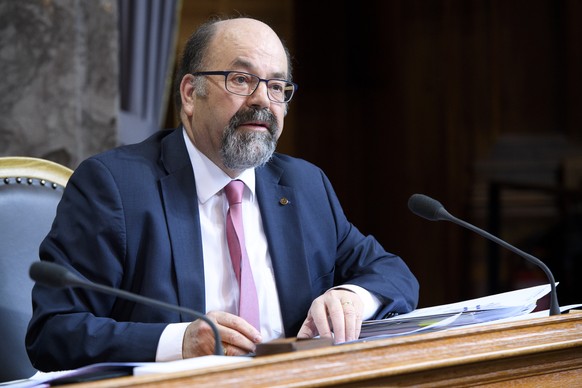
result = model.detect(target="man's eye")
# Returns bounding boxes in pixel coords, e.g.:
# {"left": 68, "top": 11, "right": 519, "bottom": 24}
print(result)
{"left": 270, "top": 84, "right": 283, "bottom": 92}
{"left": 233, "top": 75, "right": 249, "bottom": 84}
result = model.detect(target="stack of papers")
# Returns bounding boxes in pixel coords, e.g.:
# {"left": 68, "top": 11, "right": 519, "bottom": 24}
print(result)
{"left": 357, "top": 284, "right": 553, "bottom": 341}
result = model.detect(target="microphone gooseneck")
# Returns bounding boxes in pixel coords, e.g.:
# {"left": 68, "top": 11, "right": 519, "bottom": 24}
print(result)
{"left": 29, "top": 261, "right": 224, "bottom": 355}
{"left": 408, "top": 193, "right": 560, "bottom": 316}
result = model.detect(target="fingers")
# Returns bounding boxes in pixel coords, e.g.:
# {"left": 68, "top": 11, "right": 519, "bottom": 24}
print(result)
{"left": 297, "top": 289, "right": 363, "bottom": 344}
{"left": 341, "top": 299, "right": 362, "bottom": 342}
{"left": 296, "top": 311, "right": 319, "bottom": 340}
{"left": 217, "top": 312, "right": 262, "bottom": 356}
{"left": 222, "top": 341, "right": 254, "bottom": 356}
{"left": 326, "top": 296, "right": 346, "bottom": 342}
{"left": 183, "top": 311, "right": 262, "bottom": 358}
{"left": 329, "top": 290, "right": 364, "bottom": 343}
{"left": 308, "top": 297, "right": 334, "bottom": 339}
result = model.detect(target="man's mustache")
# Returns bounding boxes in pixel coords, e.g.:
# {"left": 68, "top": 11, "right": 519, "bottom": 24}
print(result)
{"left": 229, "top": 108, "right": 278, "bottom": 135}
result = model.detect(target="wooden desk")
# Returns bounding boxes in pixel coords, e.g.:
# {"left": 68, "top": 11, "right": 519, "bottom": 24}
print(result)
{"left": 74, "top": 313, "right": 582, "bottom": 387}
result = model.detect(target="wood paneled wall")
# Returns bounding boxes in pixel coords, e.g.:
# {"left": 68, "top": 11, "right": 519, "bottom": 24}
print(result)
{"left": 292, "top": 1, "right": 582, "bottom": 307}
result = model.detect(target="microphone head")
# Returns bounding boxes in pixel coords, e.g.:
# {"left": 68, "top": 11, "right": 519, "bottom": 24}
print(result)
{"left": 30, "top": 261, "right": 82, "bottom": 288}
{"left": 408, "top": 193, "right": 451, "bottom": 221}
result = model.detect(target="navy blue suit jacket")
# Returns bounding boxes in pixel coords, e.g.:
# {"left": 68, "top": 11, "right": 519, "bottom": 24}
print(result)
{"left": 26, "top": 128, "right": 418, "bottom": 371}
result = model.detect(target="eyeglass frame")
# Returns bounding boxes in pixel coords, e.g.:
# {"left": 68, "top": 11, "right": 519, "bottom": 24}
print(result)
{"left": 191, "top": 70, "right": 298, "bottom": 103}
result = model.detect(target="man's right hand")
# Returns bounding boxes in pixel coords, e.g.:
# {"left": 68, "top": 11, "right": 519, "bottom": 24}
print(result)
{"left": 182, "top": 311, "right": 262, "bottom": 358}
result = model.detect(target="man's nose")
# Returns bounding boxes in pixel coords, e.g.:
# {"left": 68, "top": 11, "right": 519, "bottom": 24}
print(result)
{"left": 247, "top": 80, "right": 271, "bottom": 108}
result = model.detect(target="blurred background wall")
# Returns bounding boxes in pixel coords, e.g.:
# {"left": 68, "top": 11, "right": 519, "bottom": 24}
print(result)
{"left": 0, "top": 0, "right": 118, "bottom": 167}
{"left": 2, "top": 0, "right": 581, "bottom": 308}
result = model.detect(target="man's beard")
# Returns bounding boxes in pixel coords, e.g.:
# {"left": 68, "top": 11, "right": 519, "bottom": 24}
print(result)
{"left": 221, "top": 108, "right": 279, "bottom": 171}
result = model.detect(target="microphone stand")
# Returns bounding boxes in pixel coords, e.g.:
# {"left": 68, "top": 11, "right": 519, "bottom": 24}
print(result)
{"left": 30, "top": 261, "right": 224, "bottom": 355}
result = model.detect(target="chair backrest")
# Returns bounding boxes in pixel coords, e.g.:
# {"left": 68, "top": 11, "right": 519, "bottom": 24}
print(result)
{"left": 0, "top": 157, "right": 72, "bottom": 382}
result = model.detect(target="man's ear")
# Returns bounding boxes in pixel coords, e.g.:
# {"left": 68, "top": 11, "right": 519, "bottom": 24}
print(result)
{"left": 180, "top": 74, "right": 196, "bottom": 116}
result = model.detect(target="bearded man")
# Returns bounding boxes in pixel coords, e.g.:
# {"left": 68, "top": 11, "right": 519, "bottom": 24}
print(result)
{"left": 26, "top": 17, "right": 419, "bottom": 371}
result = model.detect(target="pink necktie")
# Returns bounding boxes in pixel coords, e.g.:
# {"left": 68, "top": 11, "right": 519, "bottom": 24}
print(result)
{"left": 224, "top": 180, "right": 260, "bottom": 330}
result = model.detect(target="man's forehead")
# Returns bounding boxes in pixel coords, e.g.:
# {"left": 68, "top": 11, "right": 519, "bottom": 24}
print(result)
{"left": 226, "top": 57, "right": 288, "bottom": 79}
{"left": 207, "top": 21, "right": 288, "bottom": 75}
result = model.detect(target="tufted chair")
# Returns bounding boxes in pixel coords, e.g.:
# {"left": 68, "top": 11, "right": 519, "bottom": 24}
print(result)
{"left": 0, "top": 157, "right": 72, "bottom": 382}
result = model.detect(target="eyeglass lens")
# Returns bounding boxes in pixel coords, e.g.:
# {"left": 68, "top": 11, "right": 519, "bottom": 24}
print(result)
{"left": 225, "top": 72, "right": 294, "bottom": 102}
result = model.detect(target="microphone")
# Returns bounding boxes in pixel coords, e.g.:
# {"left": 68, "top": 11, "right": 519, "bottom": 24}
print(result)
{"left": 408, "top": 193, "right": 560, "bottom": 316}
{"left": 29, "top": 261, "right": 224, "bottom": 355}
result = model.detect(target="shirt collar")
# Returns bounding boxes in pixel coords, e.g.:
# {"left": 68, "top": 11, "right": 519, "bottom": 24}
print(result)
{"left": 182, "top": 128, "right": 256, "bottom": 204}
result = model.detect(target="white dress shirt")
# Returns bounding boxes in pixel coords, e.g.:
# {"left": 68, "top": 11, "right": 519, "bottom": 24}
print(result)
{"left": 155, "top": 129, "right": 380, "bottom": 361}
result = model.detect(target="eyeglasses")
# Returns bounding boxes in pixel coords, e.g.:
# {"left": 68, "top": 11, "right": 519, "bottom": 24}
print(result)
{"left": 191, "top": 71, "right": 298, "bottom": 103}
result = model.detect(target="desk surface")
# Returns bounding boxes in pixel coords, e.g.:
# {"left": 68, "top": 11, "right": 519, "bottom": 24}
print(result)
{"left": 71, "top": 312, "right": 582, "bottom": 387}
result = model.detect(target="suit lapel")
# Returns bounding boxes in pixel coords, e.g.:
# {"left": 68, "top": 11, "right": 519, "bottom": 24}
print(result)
{"left": 159, "top": 129, "right": 206, "bottom": 320}
{"left": 256, "top": 163, "right": 312, "bottom": 336}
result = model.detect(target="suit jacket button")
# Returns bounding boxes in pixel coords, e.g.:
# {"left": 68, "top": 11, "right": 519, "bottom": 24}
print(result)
{"left": 279, "top": 197, "right": 289, "bottom": 205}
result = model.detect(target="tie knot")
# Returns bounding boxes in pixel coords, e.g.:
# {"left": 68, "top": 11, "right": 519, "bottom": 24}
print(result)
{"left": 225, "top": 180, "right": 244, "bottom": 205}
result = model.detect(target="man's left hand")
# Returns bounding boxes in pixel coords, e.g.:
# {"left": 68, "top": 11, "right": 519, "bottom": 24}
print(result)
{"left": 296, "top": 289, "right": 363, "bottom": 343}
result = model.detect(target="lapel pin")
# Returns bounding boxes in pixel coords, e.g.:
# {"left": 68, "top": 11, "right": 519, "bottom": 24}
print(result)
{"left": 279, "top": 197, "right": 290, "bottom": 206}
